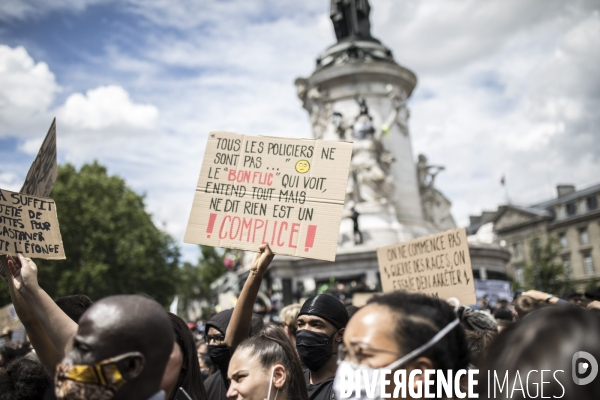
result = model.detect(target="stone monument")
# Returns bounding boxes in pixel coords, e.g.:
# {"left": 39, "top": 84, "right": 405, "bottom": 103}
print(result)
{"left": 266, "top": 1, "right": 505, "bottom": 304}
{"left": 295, "top": 0, "right": 455, "bottom": 250}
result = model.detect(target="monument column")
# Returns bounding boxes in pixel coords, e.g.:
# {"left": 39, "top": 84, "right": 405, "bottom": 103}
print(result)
{"left": 296, "top": 0, "right": 433, "bottom": 250}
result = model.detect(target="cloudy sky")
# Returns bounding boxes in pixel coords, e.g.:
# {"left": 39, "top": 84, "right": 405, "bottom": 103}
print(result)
{"left": 1, "top": 0, "right": 598, "bottom": 262}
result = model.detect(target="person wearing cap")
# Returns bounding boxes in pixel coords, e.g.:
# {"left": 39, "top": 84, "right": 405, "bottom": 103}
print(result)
{"left": 296, "top": 294, "right": 349, "bottom": 400}
{"left": 203, "top": 308, "right": 265, "bottom": 400}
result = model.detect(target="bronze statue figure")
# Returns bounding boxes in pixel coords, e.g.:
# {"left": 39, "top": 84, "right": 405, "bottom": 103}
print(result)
{"left": 330, "top": 0, "right": 378, "bottom": 42}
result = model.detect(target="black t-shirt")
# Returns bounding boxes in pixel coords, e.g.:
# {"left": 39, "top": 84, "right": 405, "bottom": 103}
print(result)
{"left": 304, "top": 368, "right": 335, "bottom": 400}
{"left": 204, "top": 370, "right": 228, "bottom": 400}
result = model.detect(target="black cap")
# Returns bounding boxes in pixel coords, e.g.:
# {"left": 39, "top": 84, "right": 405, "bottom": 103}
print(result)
{"left": 206, "top": 308, "right": 263, "bottom": 336}
{"left": 206, "top": 309, "right": 234, "bottom": 335}
{"left": 585, "top": 287, "right": 600, "bottom": 301}
{"left": 494, "top": 308, "right": 514, "bottom": 322}
{"left": 299, "top": 294, "right": 349, "bottom": 329}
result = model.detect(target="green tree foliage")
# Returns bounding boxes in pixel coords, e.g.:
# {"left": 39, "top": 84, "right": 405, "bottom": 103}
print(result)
{"left": 523, "top": 236, "right": 569, "bottom": 294}
{"left": 1, "top": 162, "right": 180, "bottom": 306}
{"left": 585, "top": 277, "right": 598, "bottom": 295}
{"left": 178, "top": 246, "right": 227, "bottom": 314}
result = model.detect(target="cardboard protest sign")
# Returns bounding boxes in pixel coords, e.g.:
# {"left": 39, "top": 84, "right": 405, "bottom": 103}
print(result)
{"left": 21, "top": 118, "right": 58, "bottom": 198}
{"left": 184, "top": 132, "right": 353, "bottom": 262}
{"left": 474, "top": 278, "right": 513, "bottom": 306}
{"left": 0, "top": 188, "right": 65, "bottom": 259}
{"left": 0, "top": 304, "right": 21, "bottom": 333}
{"left": 377, "top": 228, "right": 476, "bottom": 305}
{"left": 352, "top": 292, "right": 380, "bottom": 307}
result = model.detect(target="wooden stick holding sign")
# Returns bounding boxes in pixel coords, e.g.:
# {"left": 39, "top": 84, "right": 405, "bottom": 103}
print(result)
{"left": 184, "top": 132, "right": 353, "bottom": 262}
{"left": 376, "top": 227, "right": 476, "bottom": 305}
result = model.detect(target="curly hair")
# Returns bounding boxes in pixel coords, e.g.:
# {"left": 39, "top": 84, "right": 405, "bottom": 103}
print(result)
{"left": 0, "top": 357, "right": 52, "bottom": 400}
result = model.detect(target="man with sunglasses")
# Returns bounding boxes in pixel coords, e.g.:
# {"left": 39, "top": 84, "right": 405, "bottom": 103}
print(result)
{"left": 296, "top": 294, "right": 349, "bottom": 400}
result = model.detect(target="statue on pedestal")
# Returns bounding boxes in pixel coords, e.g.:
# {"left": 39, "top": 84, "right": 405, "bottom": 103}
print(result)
{"left": 416, "top": 154, "right": 457, "bottom": 231}
{"left": 295, "top": 78, "right": 330, "bottom": 139}
{"left": 417, "top": 154, "right": 445, "bottom": 189}
{"left": 345, "top": 99, "right": 396, "bottom": 211}
{"left": 330, "top": 0, "right": 378, "bottom": 42}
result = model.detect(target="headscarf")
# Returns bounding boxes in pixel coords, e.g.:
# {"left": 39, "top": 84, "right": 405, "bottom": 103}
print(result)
{"left": 299, "top": 294, "right": 349, "bottom": 329}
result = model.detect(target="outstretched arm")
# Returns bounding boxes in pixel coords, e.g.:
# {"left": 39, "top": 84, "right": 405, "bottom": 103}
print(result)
{"left": 3, "top": 256, "right": 62, "bottom": 371}
{"left": 225, "top": 244, "right": 274, "bottom": 353}
{"left": 522, "top": 290, "right": 571, "bottom": 306}
{"left": 7, "top": 254, "right": 78, "bottom": 357}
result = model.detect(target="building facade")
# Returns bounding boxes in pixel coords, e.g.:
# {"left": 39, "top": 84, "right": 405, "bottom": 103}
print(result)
{"left": 490, "top": 184, "right": 600, "bottom": 290}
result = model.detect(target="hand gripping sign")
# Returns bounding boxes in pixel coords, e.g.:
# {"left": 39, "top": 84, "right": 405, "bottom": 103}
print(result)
{"left": 184, "top": 132, "right": 353, "bottom": 262}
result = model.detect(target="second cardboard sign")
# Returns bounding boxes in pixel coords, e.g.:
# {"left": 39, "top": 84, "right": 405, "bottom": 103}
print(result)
{"left": 377, "top": 227, "right": 476, "bottom": 305}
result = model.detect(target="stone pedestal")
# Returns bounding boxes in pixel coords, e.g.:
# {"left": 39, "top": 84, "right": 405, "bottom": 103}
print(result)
{"left": 295, "top": 40, "right": 434, "bottom": 253}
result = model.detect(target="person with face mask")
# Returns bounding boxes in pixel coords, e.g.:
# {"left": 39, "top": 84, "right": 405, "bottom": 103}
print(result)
{"left": 296, "top": 294, "right": 349, "bottom": 400}
{"left": 204, "top": 306, "right": 266, "bottom": 399}
{"left": 204, "top": 244, "right": 274, "bottom": 400}
{"left": 5, "top": 254, "right": 186, "bottom": 400}
{"left": 333, "top": 291, "right": 469, "bottom": 400}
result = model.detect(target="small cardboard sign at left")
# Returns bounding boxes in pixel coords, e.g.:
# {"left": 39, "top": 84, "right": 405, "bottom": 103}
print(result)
{"left": 21, "top": 118, "right": 57, "bottom": 198}
{"left": 0, "top": 188, "right": 65, "bottom": 259}
{"left": 0, "top": 303, "right": 21, "bottom": 333}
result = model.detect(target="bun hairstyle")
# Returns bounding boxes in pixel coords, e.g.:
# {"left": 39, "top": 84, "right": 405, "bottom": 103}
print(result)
{"left": 236, "top": 325, "right": 308, "bottom": 400}
{"left": 367, "top": 291, "right": 470, "bottom": 372}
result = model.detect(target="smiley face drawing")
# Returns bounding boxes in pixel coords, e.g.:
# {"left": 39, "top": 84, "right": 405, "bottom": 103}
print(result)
{"left": 295, "top": 160, "right": 310, "bottom": 174}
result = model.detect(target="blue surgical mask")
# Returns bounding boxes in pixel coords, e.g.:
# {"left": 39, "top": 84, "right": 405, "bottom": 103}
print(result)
{"left": 333, "top": 318, "right": 460, "bottom": 400}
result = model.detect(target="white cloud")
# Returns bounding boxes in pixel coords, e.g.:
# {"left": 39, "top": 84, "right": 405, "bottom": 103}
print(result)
{"left": 0, "top": 45, "right": 58, "bottom": 134}
{"left": 1, "top": 1, "right": 599, "bottom": 260}
{"left": 0, "top": 0, "right": 110, "bottom": 22}
{"left": 58, "top": 85, "right": 159, "bottom": 131}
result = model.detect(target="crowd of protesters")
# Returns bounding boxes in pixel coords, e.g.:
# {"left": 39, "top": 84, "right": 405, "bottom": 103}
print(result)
{"left": 1, "top": 247, "right": 600, "bottom": 400}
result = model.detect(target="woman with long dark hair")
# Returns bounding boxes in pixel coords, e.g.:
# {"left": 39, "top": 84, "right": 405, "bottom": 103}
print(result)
{"left": 161, "top": 313, "right": 208, "bottom": 400}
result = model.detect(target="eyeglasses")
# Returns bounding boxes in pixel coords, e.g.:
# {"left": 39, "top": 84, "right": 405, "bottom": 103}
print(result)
{"left": 338, "top": 343, "right": 402, "bottom": 367}
{"left": 205, "top": 334, "right": 226, "bottom": 345}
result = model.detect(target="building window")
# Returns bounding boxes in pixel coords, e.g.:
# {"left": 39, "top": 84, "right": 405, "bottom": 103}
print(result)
{"left": 566, "top": 202, "right": 576, "bottom": 216}
{"left": 584, "top": 255, "right": 595, "bottom": 276}
{"left": 580, "top": 228, "right": 589, "bottom": 245}
{"left": 557, "top": 206, "right": 566, "bottom": 220}
{"left": 515, "top": 266, "right": 524, "bottom": 285}
{"left": 588, "top": 195, "right": 598, "bottom": 211}
{"left": 579, "top": 199, "right": 587, "bottom": 214}
{"left": 559, "top": 232, "right": 568, "bottom": 248}
{"left": 563, "top": 256, "right": 572, "bottom": 277}
{"left": 512, "top": 243, "right": 520, "bottom": 258}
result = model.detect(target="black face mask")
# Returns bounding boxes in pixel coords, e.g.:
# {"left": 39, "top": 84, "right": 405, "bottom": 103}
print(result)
{"left": 296, "top": 329, "right": 336, "bottom": 372}
{"left": 208, "top": 345, "right": 231, "bottom": 373}
{"left": 201, "top": 369, "right": 210, "bottom": 380}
